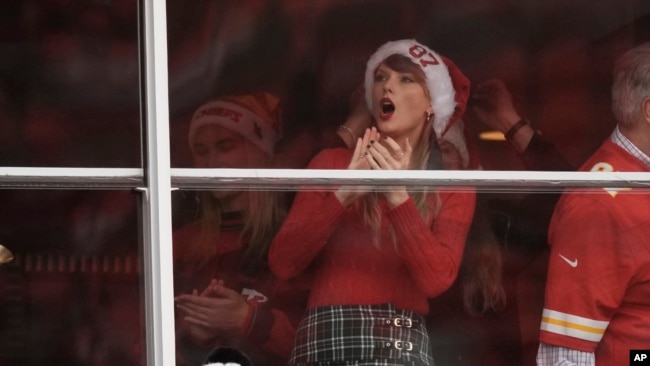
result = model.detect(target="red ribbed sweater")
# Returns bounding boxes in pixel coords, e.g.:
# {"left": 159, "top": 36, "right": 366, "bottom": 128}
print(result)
{"left": 269, "top": 148, "right": 476, "bottom": 315}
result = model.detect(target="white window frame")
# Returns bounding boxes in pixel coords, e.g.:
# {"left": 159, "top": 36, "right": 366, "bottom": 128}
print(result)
{"left": 1, "top": 1, "right": 650, "bottom": 366}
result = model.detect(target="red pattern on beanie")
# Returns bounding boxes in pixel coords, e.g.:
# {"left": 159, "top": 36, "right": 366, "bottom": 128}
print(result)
{"left": 188, "top": 92, "right": 282, "bottom": 156}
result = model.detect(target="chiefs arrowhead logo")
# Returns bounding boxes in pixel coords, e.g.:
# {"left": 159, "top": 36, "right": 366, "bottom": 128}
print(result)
{"left": 241, "top": 288, "right": 268, "bottom": 303}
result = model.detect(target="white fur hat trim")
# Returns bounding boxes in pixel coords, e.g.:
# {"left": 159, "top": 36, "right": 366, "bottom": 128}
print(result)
{"left": 365, "top": 39, "right": 456, "bottom": 138}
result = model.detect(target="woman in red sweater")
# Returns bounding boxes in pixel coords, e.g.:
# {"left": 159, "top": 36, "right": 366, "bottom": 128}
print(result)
{"left": 269, "top": 39, "right": 476, "bottom": 366}
{"left": 173, "top": 92, "right": 308, "bottom": 365}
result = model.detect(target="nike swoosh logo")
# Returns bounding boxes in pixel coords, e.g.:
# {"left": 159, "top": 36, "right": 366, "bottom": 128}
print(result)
{"left": 558, "top": 254, "right": 578, "bottom": 268}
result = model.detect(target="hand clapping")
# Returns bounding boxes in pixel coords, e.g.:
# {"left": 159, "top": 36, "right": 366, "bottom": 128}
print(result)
{"left": 175, "top": 279, "right": 250, "bottom": 345}
{"left": 335, "top": 127, "right": 411, "bottom": 208}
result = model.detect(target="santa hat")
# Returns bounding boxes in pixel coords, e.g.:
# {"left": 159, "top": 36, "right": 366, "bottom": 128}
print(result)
{"left": 188, "top": 92, "right": 282, "bottom": 156}
{"left": 364, "top": 39, "right": 470, "bottom": 139}
{"left": 440, "top": 119, "right": 470, "bottom": 169}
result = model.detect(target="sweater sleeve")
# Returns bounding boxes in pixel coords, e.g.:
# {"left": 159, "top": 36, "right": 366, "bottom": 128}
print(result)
{"left": 521, "top": 132, "right": 573, "bottom": 171}
{"left": 388, "top": 190, "right": 476, "bottom": 297}
{"left": 243, "top": 277, "right": 309, "bottom": 361}
{"left": 269, "top": 149, "right": 350, "bottom": 280}
{"left": 243, "top": 304, "right": 296, "bottom": 360}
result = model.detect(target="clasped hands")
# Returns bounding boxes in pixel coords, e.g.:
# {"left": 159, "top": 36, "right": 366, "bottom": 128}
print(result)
{"left": 175, "top": 279, "right": 250, "bottom": 346}
{"left": 335, "top": 127, "right": 411, "bottom": 208}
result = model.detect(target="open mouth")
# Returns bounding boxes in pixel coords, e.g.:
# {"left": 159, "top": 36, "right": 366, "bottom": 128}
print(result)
{"left": 379, "top": 97, "right": 395, "bottom": 119}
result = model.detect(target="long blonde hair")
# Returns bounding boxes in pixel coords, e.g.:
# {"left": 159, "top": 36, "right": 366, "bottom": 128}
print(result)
{"left": 186, "top": 143, "right": 285, "bottom": 269}
{"left": 460, "top": 203, "right": 506, "bottom": 316}
{"left": 358, "top": 54, "right": 441, "bottom": 242}
{"left": 438, "top": 125, "right": 505, "bottom": 316}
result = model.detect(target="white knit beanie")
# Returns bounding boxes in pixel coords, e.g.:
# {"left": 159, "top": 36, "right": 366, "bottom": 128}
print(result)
{"left": 188, "top": 92, "right": 281, "bottom": 156}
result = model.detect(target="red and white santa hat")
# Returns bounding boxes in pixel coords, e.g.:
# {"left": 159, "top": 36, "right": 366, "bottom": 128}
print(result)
{"left": 364, "top": 39, "right": 470, "bottom": 139}
{"left": 439, "top": 119, "right": 470, "bottom": 169}
{"left": 188, "top": 92, "right": 282, "bottom": 156}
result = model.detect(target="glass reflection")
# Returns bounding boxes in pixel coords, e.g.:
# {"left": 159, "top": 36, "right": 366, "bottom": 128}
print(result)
{"left": 0, "top": 0, "right": 140, "bottom": 167}
{"left": 0, "top": 190, "right": 142, "bottom": 365}
{"left": 171, "top": 187, "right": 650, "bottom": 366}
{"left": 167, "top": 0, "right": 649, "bottom": 172}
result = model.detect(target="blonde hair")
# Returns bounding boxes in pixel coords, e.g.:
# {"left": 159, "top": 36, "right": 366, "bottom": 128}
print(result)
{"left": 438, "top": 133, "right": 505, "bottom": 316}
{"left": 185, "top": 142, "right": 285, "bottom": 268}
{"left": 358, "top": 54, "right": 441, "bottom": 242}
{"left": 460, "top": 206, "right": 506, "bottom": 316}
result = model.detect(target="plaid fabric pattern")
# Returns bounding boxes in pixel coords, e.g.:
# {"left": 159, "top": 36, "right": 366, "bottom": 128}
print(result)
{"left": 536, "top": 343, "right": 595, "bottom": 366}
{"left": 289, "top": 304, "right": 434, "bottom": 366}
{"left": 611, "top": 126, "right": 650, "bottom": 167}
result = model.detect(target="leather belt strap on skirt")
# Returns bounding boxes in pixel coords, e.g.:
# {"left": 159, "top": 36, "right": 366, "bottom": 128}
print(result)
{"left": 289, "top": 303, "right": 434, "bottom": 366}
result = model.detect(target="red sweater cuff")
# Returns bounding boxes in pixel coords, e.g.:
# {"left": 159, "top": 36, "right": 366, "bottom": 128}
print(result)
{"left": 386, "top": 197, "right": 420, "bottom": 226}
{"left": 238, "top": 302, "right": 256, "bottom": 336}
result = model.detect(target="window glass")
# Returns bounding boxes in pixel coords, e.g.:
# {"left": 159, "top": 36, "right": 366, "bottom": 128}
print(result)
{"left": 0, "top": 190, "right": 143, "bottom": 365}
{"left": 0, "top": 1, "right": 141, "bottom": 167}
{"left": 170, "top": 187, "right": 650, "bottom": 365}
{"left": 2, "top": 0, "right": 649, "bottom": 365}
{"left": 167, "top": 0, "right": 650, "bottom": 170}
{"left": 165, "top": 3, "right": 650, "bottom": 364}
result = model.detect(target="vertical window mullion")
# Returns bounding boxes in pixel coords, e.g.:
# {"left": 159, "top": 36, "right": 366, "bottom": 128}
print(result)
{"left": 141, "top": 0, "right": 175, "bottom": 365}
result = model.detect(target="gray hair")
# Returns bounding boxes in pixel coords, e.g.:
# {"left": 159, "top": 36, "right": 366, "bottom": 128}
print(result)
{"left": 611, "top": 42, "right": 650, "bottom": 128}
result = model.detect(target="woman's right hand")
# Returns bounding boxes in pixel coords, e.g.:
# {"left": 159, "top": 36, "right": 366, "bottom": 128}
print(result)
{"left": 176, "top": 288, "right": 221, "bottom": 346}
{"left": 471, "top": 79, "right": 521, "bottom": 133}
{"left": 175, "top": 279, "right": 249, "bottom": 345}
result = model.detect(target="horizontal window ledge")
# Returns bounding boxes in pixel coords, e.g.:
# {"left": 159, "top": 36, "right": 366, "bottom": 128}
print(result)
{"left": 2, "top": 168, "right": 650, "bottom": 192}
{"left": 0, "top": 168, "right": 144, "bottom": 189}
{"left": 170, "top": 169, "right": 650, "bottom": 193}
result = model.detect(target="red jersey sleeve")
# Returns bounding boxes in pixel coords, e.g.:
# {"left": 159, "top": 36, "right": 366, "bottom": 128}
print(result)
{"left": 539, "top": 195, "right": 635, "bottom": 351}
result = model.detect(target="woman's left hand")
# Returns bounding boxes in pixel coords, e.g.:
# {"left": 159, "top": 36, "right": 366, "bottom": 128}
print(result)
{"left": 365, "top": 134, "right": 412, "bottom": 208}
{"left": 175, "top": 280, "right": 250, "bottom": 344}
{"left": 365, "top": 134, "right": 411, "bottom": 170}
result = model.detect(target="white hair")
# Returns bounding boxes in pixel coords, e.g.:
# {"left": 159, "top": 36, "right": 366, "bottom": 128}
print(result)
{"left": 611, "top": 42, "right": 650, "bottom": 128}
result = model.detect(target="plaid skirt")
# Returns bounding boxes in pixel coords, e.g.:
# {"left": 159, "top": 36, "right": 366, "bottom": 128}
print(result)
{"left": 289, "top": 303, "right": 434, "bottom": 366}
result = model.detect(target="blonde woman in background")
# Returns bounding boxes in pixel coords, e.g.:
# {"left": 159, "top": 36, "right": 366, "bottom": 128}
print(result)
{"left": 173, "top": 92, "right": 307, "bottom": 366}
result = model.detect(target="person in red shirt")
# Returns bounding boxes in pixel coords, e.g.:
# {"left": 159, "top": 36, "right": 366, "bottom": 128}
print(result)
{"left": 537, "top": 42, "right": 650, "bottom": 365}
{"left": 173, "top": 92, "right": 308, "bottom": 365}
{"left": 269, "top": 39, "right": 476, "bottom": 365}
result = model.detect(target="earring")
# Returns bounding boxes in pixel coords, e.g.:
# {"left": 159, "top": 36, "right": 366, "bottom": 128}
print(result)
{"left": 425, "top": 111, "right": 433, "bottom": 123}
